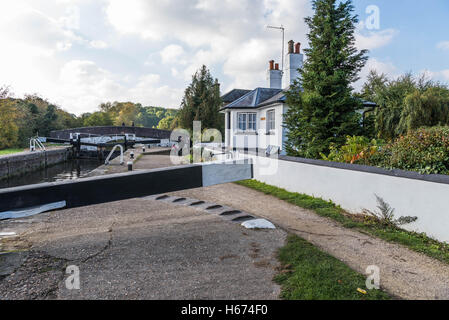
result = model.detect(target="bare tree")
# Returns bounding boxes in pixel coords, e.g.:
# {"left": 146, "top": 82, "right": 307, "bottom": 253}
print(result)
{"left": 0, "top": 85, "right": 12, "bottom": 99}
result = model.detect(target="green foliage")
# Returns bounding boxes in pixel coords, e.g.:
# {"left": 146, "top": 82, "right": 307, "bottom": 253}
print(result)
{"left": 275, "top": 235, "right": 390, "bottom": 300}
{"left": 284, "top": 0, "right": 368, "bottom": 158}
{"left": 363, "top": 194, "right": 417, "bottom": 227}
{"left": 93, "top": 102, "right": 178, "bottom": 128}
{"left": 399, "top": 85, "right": 449, "bottom": 133}
{"left": 83, "top": 111, "right": 114, "bottom": 127}
{"left": 321, "top": 135, "right": 384, "bottom": 164}
{"left": 0, "top": 99, "right": 19, "bottom": 149}
{"left": 360, "top": 71, "right": 449, "bottom": 140}
{"left": 0, "top": 148, "right": 24, "bottom": 155}
{"left": 237, "top": 180, "right": 449, "bottom": 265}
{"left": 157, "top": 115, "right": 177, "bottom": 130}
{"left": 178, "top": 65, "right": 223, "bottom": 133}
{"left": 367, "top": 126, "right": 449, "bottom": 175}
{"left": 322, "top": 127, "right": 449, "bottom": 175}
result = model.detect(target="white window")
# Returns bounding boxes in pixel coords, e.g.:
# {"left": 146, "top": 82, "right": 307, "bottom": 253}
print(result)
{"left": 238, "top": 113, "right": 247, "bottom": 131}
{"left": 238, "top": 112, "right": 257, "bottom": 131}
{"left": 267, "top": 110, "right": 275, "bottom": 132}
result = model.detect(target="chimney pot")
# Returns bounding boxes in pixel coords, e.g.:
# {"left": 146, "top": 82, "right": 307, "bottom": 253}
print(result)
{"left": 275, "top": 63, "right": 279, "bottom": 70}
{"left": 288, "top": 40, "right": 294, "bottom": 54}
{"left": 295, "top": 42, "right": 301, "bottom": 54}
{"left": 269, "top": 60, "right": 274, "bottom": 70}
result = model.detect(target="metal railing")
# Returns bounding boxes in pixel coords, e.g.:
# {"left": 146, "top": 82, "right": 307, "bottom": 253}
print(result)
{"left": 105, "top": 144, "right": 124, "bottom": 165}
{"left": 29, "top": 138, "right": 46, "bottom": 152}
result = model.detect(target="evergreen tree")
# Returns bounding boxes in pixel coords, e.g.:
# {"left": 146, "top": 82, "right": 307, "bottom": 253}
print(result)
{"left": 178, "top": 65, "right": 223, "bottom": 132}
{"left": 284, "top": 0, "right": 368, "bottom": 158}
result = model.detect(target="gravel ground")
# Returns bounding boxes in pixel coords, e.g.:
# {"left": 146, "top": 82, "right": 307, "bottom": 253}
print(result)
{"left": 171, "top": 183, "right": 449, "bottom": 300}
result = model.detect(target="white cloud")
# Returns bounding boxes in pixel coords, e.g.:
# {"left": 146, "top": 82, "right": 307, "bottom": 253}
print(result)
{"left": 89, "top": 40, "right": 108, "bottom": 49}
{"left": 59, "top": 5, "right": 81, "bottom": 30}
{"left": 7, "top": 0, "right": 413, "bottom": 114}
{"left": 0, "top": 4, "right": 82, "bottom": 56}
{"left": 106, "top": 0, "right": 312, "bottom": 89}
{"left": 171, "top": 68, "right": 180, "bottom": 78}
{"left": 354, "top": 58, "right": 399, "bottom": 91}
{"left": 425, "top": 69, "right": 449, "bottom": 83}
{"left": 57, "top": 60, "right": 183, "bottom": 114}
{"left": 355, "top": 22, "right": 398, "bottom": 51}
{"left": 437, "top": 41, "right": 449, "bottom": 51}
{"left": 160, "top": 45, "right": 186, "bottom": 65}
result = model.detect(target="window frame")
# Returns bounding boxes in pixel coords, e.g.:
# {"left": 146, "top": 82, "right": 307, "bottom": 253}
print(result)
{"left": 237, "top": 112, "right": 257, "bottom": 132}
{"left": 267, "top": 109, "right": 276, "bottom": 133}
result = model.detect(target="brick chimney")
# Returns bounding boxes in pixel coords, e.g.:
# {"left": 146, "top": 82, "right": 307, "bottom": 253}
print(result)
{"left": 282, "top": 41, "right": 304, "bottom": 89}
{"left": 267, "top": 60, "right": 282, "bottom": 89}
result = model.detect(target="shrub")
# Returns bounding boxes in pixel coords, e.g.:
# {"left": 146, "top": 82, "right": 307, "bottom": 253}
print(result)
{"left": 321, "top": 127, "right": 449, "bottom": 175}
{"left": 321, "top": 136, "right": 384, "bottom": 164}
{"left": 372, "top": 127, "right": 449, "bottom": 175}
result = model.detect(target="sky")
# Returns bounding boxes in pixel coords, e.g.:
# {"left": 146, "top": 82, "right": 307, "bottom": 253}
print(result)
{"left": 0, "top": 0, "right": 448, "bottom": 115}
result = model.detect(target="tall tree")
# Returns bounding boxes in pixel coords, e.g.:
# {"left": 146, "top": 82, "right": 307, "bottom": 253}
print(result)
{"left": 178, "top": 65, "right": 223, "bottom": 132}
{"left": 399, "top": 84, "right": 449, "bottom": 133}
{"left": 284, "top": 0, "right": 368, "bottom": 158}
{"left": 360, "top": 72, "right": 449, "bottom": 140}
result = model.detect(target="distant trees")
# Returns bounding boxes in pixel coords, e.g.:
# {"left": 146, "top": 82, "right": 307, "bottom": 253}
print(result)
{"left": 0, "top": 99, "right": 19, "bottom": 149}
{"left": 178, "top": 65, "right": 223, "bottom": 132}
{"left": 0, "top": 91, "right": 79, "bottom": 148}
{"left": 83, "top": 102, "right": 179, "bottom": 129}
{"left": 157, "top": 115, "right": 178, "bottom": 130}
{"left": 360, "top": 71, "right": 449, "bottom": 140}
{"left": 284, "top": 0, "right": 368, "bottom": 158}
{"left": 82, "top": 112, "right": 114, "bottom": 127}
{"left": 114, "top": 102, "right": 140, "bottom": 126}
{"left": 0, "top": 85, "right": 182, "bottom": 150}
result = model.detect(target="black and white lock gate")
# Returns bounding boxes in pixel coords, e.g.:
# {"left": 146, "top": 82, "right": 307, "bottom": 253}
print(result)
{"left": 0, "top": 160, "right": 253, "bottom": 218}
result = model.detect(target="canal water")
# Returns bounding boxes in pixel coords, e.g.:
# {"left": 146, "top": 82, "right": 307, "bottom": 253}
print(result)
{"left": 0, "top": 159, "right": 102, "bottom": 189}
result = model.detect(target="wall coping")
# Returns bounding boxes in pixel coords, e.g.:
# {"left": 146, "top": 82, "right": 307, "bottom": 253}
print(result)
{"left": 278, "top": 155, "right": 449, "bottom": 186}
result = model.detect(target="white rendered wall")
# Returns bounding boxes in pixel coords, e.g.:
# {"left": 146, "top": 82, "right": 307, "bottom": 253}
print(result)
{"left": 267, "top": 69, "right": 282, "bottom": 89}
{"left": 246, "top": 155, "right": 449, "bottom": 243}
{"left": 283, "top": 53, "right": 303, "bottom": 89}
{"left": 226, "top": 105, "right": 285, "bottom": 151}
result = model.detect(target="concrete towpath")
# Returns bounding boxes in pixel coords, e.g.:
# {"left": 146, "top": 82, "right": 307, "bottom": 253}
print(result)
{"left": 171, "top": 183, "right": 449, "bottom": 300}
{"left": 0, "top": 196, "right": 286, "bottom": 300}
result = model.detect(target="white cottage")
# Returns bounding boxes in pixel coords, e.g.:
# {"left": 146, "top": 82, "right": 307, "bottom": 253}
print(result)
{"left": 221, "top": 40, "right": 303, "bottom": 155}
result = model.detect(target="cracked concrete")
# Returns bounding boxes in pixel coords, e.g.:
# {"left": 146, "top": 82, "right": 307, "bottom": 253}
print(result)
{"left": 0, "top": 197, "right": 286, "bottom": 300}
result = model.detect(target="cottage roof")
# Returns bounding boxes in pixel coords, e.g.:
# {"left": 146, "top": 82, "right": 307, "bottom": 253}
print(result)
{"left": 220, "top": 88, "right": 283, "bottom": 110}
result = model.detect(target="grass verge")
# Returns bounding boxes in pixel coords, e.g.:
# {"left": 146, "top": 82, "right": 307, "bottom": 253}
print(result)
{"left": 275, "top": 234, "right": 390, "bottom": 300}
{"left": 236, "top": 180, "right": 449, "bottom": 265}
{"left": 0, "top": 148, "right": 24, "bottom": 156}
